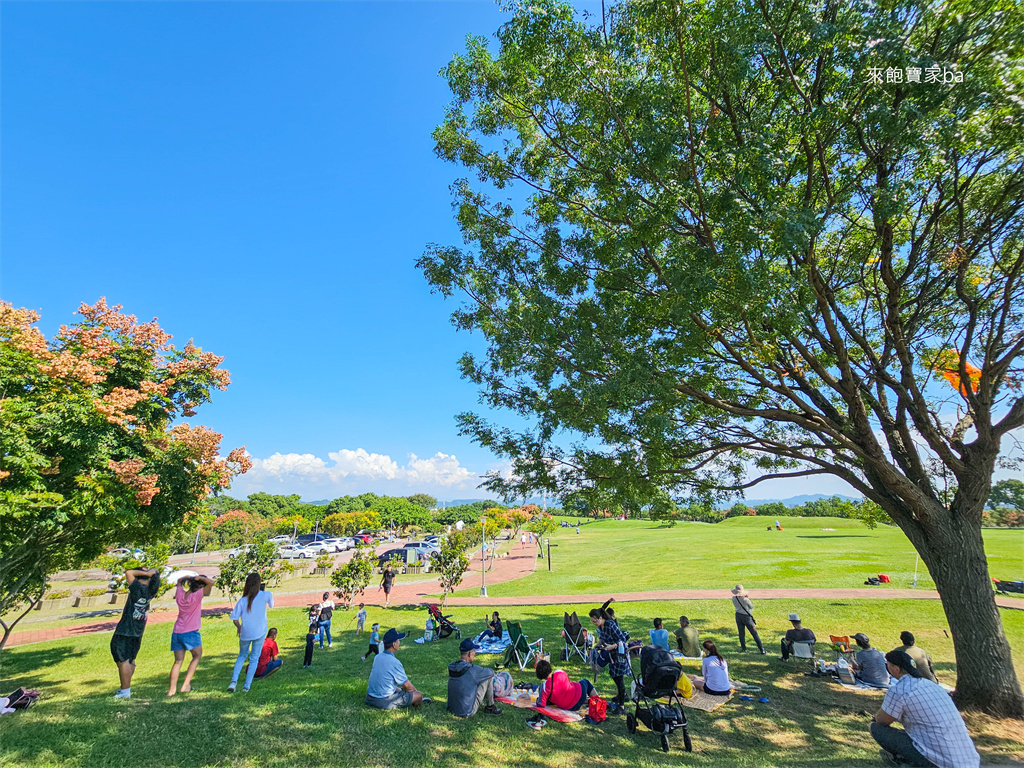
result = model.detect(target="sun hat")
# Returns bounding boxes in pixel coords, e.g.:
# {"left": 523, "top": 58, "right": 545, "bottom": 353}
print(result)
{"left": 382, "top": 628, "right": 407, "bottom": 646}
{"left": 788, "top": 613, "right": 801, "bottom": 622}
{"left": 731, "top": 584, "right": 747, "bottom": 596}
{"left": 459, "top": 637, "right": 481, "bottom": 653}
{"left": 852, "top": 632, "right": 870, "bottom": 646}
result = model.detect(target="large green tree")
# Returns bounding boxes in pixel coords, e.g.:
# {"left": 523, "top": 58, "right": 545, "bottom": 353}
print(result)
{"left": 0, "top": 299, "right": 249, "bottom": 651}
{"left": 421, "top": 0, "right": 1024, "bottom": 715}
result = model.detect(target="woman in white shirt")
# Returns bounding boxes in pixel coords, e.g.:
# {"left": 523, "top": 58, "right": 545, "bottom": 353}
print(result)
{"left": 691, "top": 640, "right": 732, "bottom": 697}
{"left": 228, "top": 572, "right": 274, "bottom": 693}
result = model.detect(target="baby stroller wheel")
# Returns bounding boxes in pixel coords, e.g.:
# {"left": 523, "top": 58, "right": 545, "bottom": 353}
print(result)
{"left": 660, "top": 734, "right": 670, "bottom": 753}
{"left": 626, "top": 713, "right": 636, "bottom": 734}
{"left": 683, "top": 728, "right": 693, "bottom": 752}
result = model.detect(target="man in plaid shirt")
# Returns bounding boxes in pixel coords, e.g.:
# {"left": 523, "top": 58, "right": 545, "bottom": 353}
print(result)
{"left": 870, "top": 650, "right": 979, "bottom": 767}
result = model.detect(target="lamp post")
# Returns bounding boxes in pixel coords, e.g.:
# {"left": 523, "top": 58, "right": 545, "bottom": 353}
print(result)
{"left": 480, "top": 517, "right": 488, "bottom": 597}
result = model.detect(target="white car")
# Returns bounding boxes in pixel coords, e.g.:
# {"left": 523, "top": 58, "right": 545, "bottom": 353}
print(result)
{"left": 226, "top": 544, "right": 252, "bottom": 559}
{"left": 337, "top": 537, "right": 355, "bottom": 550}
{"left": 268, "top": 535, "right": 292, "bottom": 544}
{"left": 319, "top": 537, "right": 346, "bottom": 553}
{"left": 110, "top": 547, "right": 145, "bottom": 559}
{"left": 278, "top": 543, "right": 320, "bottom": 560}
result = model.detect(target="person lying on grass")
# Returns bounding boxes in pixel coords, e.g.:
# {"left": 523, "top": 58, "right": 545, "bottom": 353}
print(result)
{"left": 525, "top": 659, "right": 594, "bottom": 730}
{"left": 447, "top": 637, "right": 502, "bottom": 718}
{"left": 168, "top": 573, "right": 214, "bottom": 697}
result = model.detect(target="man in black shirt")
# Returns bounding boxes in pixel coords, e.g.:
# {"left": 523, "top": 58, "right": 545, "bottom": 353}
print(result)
{"left": 779, "top": 613, "right": 816, "bottom": 661}
{"left": 110, "top": 568, "right": 161, "bottom": 699}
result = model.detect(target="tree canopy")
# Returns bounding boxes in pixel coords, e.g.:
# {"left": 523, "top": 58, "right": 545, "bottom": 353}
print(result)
{"left": 0, "top": 299, "right": 249, "bottom": 649}
{"left": 421, "top": 0, "right": 1024, "bottom": 715}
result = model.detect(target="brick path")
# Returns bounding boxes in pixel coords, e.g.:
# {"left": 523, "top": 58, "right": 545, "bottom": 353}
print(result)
{"left": 6, "top": 543, "right": 1021, "bottom": 648}
{"left": 5, "top": 540, "right": 540, "bottom": 648}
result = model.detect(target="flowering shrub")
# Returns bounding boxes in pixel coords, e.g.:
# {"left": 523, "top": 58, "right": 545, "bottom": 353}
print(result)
{"left": 0, "top": 298, "right": 249, "bottom": 651}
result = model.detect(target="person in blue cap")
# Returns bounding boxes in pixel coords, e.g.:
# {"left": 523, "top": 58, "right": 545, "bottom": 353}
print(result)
{"left": 447, "top": 637, "right": 503, "bottom": 718}
{"left": 365, "top": 628, "right": 429, "bottom": 709}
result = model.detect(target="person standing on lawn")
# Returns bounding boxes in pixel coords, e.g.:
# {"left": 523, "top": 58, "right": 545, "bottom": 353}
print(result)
{"left": 228, "top": 573, "right": 274, "bottom": 693}
{"left": 168, "top": 573, "right": 214, "bottom": 697}
{"left": 303, "top": 621, "right": 317, "bottom": 668}
{"left": 871, "top": 650, "right": 979, "bottom": 768}
{"left": 354, "top": 603, "right": 367, "bottom": 635}
{"left": 380, "top": 563, "right": 395, "bottom": 608}
{"left": 111, "top": 567, "right": 162, "bottom": 699}
{"left": 588, "top": 604, "right": 631, "bottom": 715}
{"left": 730, "top": 585, "right": 766, "bottom": 654}
{"left": 317, "top": 592, "right": 334, "bottom": 648}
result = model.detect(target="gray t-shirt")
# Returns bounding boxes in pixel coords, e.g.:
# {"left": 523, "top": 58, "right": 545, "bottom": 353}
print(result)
{"left": 855, "top": 647, "right": 889, "bottom": 686}
{"left": 446, "top": 659, "right": 494, "bottom": 717}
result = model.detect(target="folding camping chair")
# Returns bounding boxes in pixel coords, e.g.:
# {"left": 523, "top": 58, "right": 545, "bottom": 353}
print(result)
{"left": 502, "top": 621, "right": 544, "bottom": 671}
{"left": 829, "top": 635, "right": 855, "bottom": 663}
{"left": 790, "top": 641, "right": 816, "bottom": 672}
{"left": 561, "top": 611, "right": 592, "bottom": 664}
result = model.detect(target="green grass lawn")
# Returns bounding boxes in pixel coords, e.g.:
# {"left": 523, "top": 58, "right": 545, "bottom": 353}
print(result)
{"left": 2, "top": 597, "right": 1022, "bottom": 767}
{"left": 464, "top": 516, "right": 1024, "bottom": 597}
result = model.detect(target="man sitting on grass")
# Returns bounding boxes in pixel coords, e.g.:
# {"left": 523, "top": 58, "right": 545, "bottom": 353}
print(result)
{"left": 779, "top": 613, "right": 816, "bottom": 661}
{"left": 871, "top": 650, "right": 979, "bottom": 767}
{"left": 674, "top": 616, "right": 701, "bottom": 658}
{"left": 851, "top": 632, "right": 889, "bottom": 687}
{"left": 447, "top": 637, "right": 502, "bottom": 718}
{"left": 365, "top": 628, "right": 429, "bottom": 710}
{"left": 895, "top": 631, "right": 937, "bottom": 683}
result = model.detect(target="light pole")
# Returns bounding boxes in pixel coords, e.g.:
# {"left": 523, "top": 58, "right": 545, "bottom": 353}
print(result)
{"left": 480, "top": 518, "right": 487, "bottom": 597}
{"left": 190, "top": 523, "right": 202, "bottom": 565}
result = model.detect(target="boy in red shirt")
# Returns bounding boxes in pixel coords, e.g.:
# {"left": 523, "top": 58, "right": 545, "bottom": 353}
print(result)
{"left": 253, "top": 628, "right": 282, "bottom": 680}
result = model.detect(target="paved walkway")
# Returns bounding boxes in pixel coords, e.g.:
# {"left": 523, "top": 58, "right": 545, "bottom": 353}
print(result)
{"left": 7, "top": 544, "right": 1022, "bottom": 648}
{"left": 5, "top": 541, "right": 540, "bottom": 648}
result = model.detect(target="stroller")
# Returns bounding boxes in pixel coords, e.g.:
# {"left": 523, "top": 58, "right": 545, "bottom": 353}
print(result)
{"left": 426, "top": 604, "right": 462, "bottom": 640}
{"left": 626, "top": 645, "right": 692, "bottom": 753}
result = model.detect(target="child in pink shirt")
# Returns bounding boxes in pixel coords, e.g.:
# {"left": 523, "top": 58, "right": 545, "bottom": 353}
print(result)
{"left": 168, "top": 574, "right": 213, "bottom": 696}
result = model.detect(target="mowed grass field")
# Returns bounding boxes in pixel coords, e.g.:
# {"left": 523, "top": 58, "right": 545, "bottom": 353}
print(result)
{"left": 463, "top": 516, "right": 1024, "bottom": 597}
{"left": 1, "top": 597, "right": 1023, "bottom": 768}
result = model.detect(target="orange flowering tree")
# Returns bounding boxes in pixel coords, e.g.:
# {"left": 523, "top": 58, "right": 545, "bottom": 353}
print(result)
{"left": 0, "top": 299, "right": 250, "bottom": 651}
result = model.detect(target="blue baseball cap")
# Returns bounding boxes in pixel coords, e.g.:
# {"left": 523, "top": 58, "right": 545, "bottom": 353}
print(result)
{"left": 459, "top": 637, "right": 481, "bottom": 653}
{"left": 382, "top": 628, "right": 407, "bottom": 646}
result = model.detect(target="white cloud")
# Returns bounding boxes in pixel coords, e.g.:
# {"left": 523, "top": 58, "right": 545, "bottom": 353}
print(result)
{"left": 327, "top": 448, "right": 400, "bottom": 480}
{"left": 405, "top": 452, "right": 475, "bottom": 487}
{"left": 233, "top": 447, "right": 480, "bottom": 498}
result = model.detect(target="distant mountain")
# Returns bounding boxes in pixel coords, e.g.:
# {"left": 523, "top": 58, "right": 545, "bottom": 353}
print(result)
{"left": 726, "top": 493, "right": 861, "bottom": 508}
{"left": 440, "top": 496, "right": 554, "bottom": 508}
{"left": 304, "top": 499, "right": 331, "bottom": 506}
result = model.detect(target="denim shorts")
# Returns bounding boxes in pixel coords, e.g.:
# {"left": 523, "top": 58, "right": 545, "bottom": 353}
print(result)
{"left": 170, "top": 630, "right": 202, "bottom": 652}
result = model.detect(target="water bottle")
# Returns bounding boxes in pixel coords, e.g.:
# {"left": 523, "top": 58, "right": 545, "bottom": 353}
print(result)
{"left": 618, "top": 641, "right": 625, "bottom": 656}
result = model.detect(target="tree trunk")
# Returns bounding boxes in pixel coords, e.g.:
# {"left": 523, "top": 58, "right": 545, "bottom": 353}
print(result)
{"left": 914, "top": 514, "right": 1024, "bottom": 717}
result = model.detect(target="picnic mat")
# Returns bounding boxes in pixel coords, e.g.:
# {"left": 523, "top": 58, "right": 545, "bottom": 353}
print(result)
{"left": 473, "top": 631, "right": 511, "bottom": 655}
{"left": 496, "top": 696, "right": 583, "bottom": 723}
{"left": 672, "top": 690, "right": 733, "bottom": 712}
{"left": 670, "top": 651, "right": 702, "bottom": 662}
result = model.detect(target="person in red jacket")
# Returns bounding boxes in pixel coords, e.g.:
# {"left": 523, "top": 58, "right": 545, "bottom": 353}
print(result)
{"left": 526, "top": 659, "right": 595, "bottom": 730}
{"left": 252, "top": 628, "right": 282, "bottom": 681}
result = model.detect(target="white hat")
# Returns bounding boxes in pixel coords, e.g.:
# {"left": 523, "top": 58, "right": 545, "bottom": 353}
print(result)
{"left": 788, "top": 613, "right": 801, "bottom": 622}
{"left": 731, "top": 584, "right": 747, "bottom": 596}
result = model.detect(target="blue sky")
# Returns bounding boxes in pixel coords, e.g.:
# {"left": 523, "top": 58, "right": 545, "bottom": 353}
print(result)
{"left": 1, "top": 0, "right": 858, "bottom": 502}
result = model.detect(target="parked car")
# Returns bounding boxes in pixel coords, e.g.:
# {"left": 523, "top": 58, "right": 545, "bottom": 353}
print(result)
{"left": 337, "top": 537, "right": 355, "bottom": 550}
{"left": 404, "top": 540, "right": 440, "bottom": 552}
{"left": 317, "top": 537, "right": 346, "bottom": 553}
{"left": 227, "top": 544, "right": 252, "bottom": 559}
{"left": 353, "top": 533, "right": 374, "bottom": 545}
{"left": 110, "top": 547, "right": 145, "bottom": 559}
{"left": 377, "top": 548, "right": 421, "bottom": 567}
{"left": 268, "top": 535, "right": 292, "bottom": 544}
{"left": 278, "top": 543, "right": 321, "bottom": 560}
{"left": 295, "top": 533, "right": 331, "bottom": 546}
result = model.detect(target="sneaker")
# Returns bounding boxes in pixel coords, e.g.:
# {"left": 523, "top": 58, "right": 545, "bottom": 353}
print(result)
{"left": 878, "top": 749, "right": 901, "bottom": 767}
{"left": 114, "top": 689, "right": 131, "bottom": 699}
{"left": 360, "top": 656, "right": 366, "bottom": 661}
{"left": 227, "top": 682, "right": 237, "bottom": 693}
{"left": 483, "top": 704, "right": 502, "bottom": 716}
{"left": 421, "top": 696, "right": 432, "bottom": 704}
{"left": 328, "top": 643, "right": 333, "bottom": 648}
{"left": 243, "top": 687, "right": 250, "bottom": 693}
{"left": 526, "top": 717, "right": 546, "bottom": 730}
